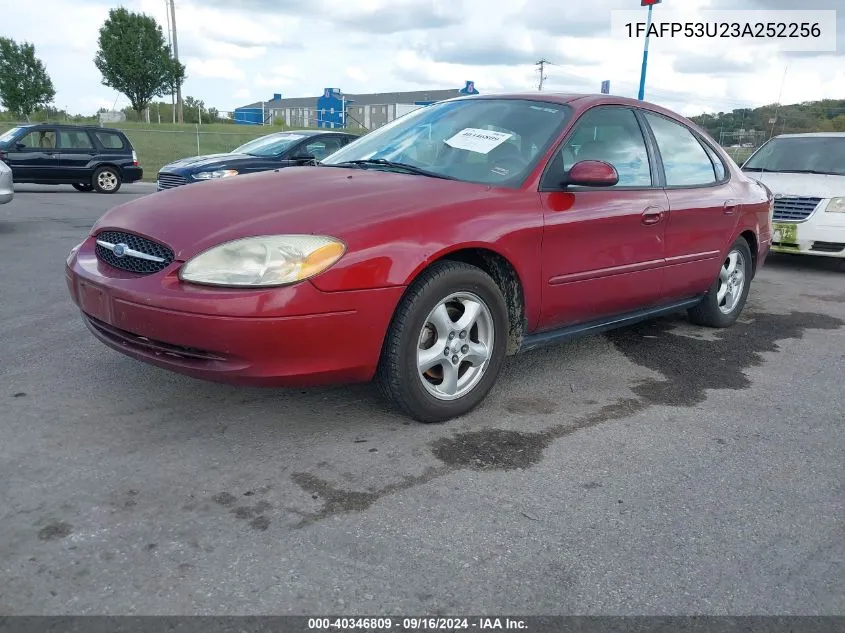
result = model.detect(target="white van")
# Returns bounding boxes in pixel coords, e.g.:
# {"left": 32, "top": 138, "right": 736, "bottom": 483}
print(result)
{"left": 742, "top": 132, "right": 845, "bottom": 259}
{"left": 0, "top": 158, "right": 13, "bottom": 204}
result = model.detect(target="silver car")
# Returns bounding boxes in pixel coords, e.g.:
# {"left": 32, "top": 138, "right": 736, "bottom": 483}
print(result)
{"left": 0, "top": 159, "right": 13, "bottom": 204}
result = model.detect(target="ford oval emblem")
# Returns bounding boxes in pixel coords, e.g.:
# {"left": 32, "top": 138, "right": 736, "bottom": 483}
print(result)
{"left": 113, "top": 243, "right": 128, "bottom": 258}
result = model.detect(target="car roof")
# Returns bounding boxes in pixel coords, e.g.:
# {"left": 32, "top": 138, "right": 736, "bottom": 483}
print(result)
{"left": 15, "top": 123, "right": 126, "bottom": 133}
{"left": 773, "top": 132, "right": 845, "bottom": 138}
{"left": 449, "top": 92, "right": 702, "bottom": 124}
{"left": 278, "top": 129, "right": 350, "bottom": 136}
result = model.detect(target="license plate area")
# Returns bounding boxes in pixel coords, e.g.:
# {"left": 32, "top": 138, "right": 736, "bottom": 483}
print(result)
{"left": 772, "top": 222, "right": 798, "bottom": 245}
{"left": 76, "top": 278, "right": 112, "bottom": 324}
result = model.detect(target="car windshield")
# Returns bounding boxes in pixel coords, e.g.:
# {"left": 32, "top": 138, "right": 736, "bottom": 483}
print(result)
{"left": 0, "top": 127, "right": 23, "bottom": 144}
{"left": 321, "top": 98, "right": 572, "bottom": 186}
{"left": 743, "top": 136, "right": 845, "bottom": 176}
{"left": 233, "top": 133, "right": 307, "bottom": 157}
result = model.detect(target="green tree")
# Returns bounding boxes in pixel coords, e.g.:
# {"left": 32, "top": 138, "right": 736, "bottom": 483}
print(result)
{"left": 0, "top": 38, "right": 55, "bottom": 120}
{"left": 94, "top": 7, "right": 185, "bottom": 118}
{"left": 182, "top": 96, "right": 221, "bottom": 124}
{"left": 183, "top": 95, "right": 204, "bottom": 123}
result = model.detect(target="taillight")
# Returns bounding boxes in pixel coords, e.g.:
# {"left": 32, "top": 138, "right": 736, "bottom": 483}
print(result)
{"left": 131, "top": 150, "right": 138, "bottom": 166}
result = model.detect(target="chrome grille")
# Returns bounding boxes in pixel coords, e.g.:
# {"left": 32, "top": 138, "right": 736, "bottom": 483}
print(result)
{"left": 95, "top": 230, "right": 175, "bottom": 274}
{"left": 157, "top": 172, "right": 187, "bottom": 190}
{"left": 772, "top": 196, "right": 822, "bottom": 222}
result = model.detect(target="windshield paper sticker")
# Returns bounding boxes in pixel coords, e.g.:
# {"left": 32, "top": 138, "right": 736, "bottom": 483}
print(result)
{"left": 445, "top": 128, "right": 513, "bottom": 154}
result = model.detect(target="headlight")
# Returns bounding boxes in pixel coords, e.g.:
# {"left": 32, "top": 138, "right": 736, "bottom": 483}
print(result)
{"left": 179, "top": 235, "right": 346, "bottom": 287}
{"left": 825, "top": 197, "right": 845, "bottom": 213}
{"left": 193, "top": 169, "right": 239, "bottom": 180}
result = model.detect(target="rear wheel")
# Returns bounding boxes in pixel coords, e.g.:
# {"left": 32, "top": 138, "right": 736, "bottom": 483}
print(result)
{"left": 72, "top": 183, "right": 93, "bottom": 192}
{"left": 377, "top": 261, "right": 509, "bottom": 423}
{"left": 687, "top": 237, "right": 753, "bottom": 328}
{"left": 93, "top": 166, "right": 121, "bottom": 194}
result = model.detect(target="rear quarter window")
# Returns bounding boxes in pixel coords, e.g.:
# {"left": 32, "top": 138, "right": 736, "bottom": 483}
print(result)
{"left": 94, "top": 131, "right": 127, "bottom": 150}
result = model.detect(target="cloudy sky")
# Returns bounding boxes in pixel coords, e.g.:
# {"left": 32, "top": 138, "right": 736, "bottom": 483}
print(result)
{"left": 2, "top": 0, "right": 842, "bottom": 117}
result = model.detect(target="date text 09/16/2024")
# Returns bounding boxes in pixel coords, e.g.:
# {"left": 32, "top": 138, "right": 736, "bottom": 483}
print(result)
{"left": 307, "top": 617, "right": 528, "bottom": 630}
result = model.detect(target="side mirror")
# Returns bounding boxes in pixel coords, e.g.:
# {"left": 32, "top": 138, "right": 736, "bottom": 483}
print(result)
{"left": 565, "top": 160, "right": 619, "bottom": 187}
{"left": 15, "top": 142, "right": 26, "bottom": 150}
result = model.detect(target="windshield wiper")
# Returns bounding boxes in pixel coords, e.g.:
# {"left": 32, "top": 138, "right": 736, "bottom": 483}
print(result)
{"left": 773, "top": 169, "right": 839, "bottom": 175}
{"left": 744, "top": 167, "right": 839, "bottom": 175}
{"left": 325, "top": 159, "right": 456, "bottom": 180}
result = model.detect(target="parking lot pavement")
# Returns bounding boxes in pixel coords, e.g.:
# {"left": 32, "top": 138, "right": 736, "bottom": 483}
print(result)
{"left": 1, "top": 187, "right": 843, "bottom": 616}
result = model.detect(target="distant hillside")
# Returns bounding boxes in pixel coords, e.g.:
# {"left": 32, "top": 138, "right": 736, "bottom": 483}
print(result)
{"left": 690, "top": 99, "right": 845, "bottom": 145}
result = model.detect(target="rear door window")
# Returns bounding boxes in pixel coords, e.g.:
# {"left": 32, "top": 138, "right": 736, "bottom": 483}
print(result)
{"left": 643, "top": 112, "right": 717, "bottom": 187}
{"left": 94, "top": 131, "right": 126, "bottom": 150}
{"left": 59, "top": 129, "right": 95, "bottom": 150}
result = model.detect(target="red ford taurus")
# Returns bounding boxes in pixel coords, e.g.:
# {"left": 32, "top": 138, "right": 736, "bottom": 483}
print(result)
{"left": 66, "top": 93, "right": 773, "bottom": 422}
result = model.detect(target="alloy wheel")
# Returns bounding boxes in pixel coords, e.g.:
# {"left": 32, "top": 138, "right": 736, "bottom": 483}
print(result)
{"left": 416, "top": 291, "right": 494, "bottom": 401}
{"left": 717, "top": 250, "right": 746, "bottom": 314}
{"left": 98, "top": 170, "right": 118, "bottom": 192}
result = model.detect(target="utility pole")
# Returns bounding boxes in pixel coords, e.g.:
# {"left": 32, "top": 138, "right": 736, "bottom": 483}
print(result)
{"left": 770, "top": 65, "right": 789, "bottom": 139}
{"left": 168, "top": 0, "right": 183, "bottom": 123}
{"left": 536, "top": 59, "right": 550, "bottom": 91}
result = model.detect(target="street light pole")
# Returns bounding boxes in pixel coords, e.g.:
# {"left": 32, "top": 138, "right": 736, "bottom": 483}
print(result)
{"left": 637, "top": 0, "right": 661, "bottom": 100}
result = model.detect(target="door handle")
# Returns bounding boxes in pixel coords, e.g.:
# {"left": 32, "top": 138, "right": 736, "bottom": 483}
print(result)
{"left": 723, "top": 199, "right": 738, "bottom": 215}
{"left": 641, "top": 207, "right": 665, "bottom": 226}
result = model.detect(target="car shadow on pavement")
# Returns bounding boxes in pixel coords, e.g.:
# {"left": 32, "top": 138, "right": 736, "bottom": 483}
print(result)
{"left": 11, "top": 184, "right": 156, "bottom": 195}
{"left": 763, "top": 252, "right": 844, "bottom": 274}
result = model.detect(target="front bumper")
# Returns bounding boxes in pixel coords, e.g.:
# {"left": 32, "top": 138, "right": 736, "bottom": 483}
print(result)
{"left": 66, "top": 237, "right": 405, "bottom": 386}
{"left": 772, "top": 215, "right": 845, "bottom": 258}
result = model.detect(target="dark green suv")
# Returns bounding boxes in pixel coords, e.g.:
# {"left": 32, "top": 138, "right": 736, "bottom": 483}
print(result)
{"left": 0, "top": 124, "right": 143, "bottom": 193}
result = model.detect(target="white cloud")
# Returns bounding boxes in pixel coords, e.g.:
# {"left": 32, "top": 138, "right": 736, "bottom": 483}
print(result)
{"left": 184, "top": 57, "right": 246, "bottom": 81}
{"left": 345, "top": 66, "right": 369, "bottom": 83}
{"left": 253, "top": 65, "right": 302, "bottom": 90}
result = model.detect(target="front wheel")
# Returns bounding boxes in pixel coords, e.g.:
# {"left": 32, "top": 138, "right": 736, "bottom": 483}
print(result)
{"left": 92, "top": 166, "right": 122, "bottom": 194}
{"left": 377, "top": 261, "right": 509, "bottom": 423}
{"left": 687, "top": 237, "right": 753, "bottom": 328}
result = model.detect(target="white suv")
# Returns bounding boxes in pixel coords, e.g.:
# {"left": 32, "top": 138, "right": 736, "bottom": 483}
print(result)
{"left": 0, "top": 158, "right": 13, "bottom": 204}
{"left": 742, "top": 132, "right": 845, "bottom": 259}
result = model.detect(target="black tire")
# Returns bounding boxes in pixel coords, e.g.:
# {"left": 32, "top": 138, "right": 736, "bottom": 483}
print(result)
{"left": 377, "top": 260, "right": 509, "bottom": 423}
{"left": 687, "top": 237, "right": 753, "bottom": 328}
{"left": 92, "top": 166, "right": 122, "bottom": 194}
{"left": 72, "top": 183, "right": 93, "bottom": 192}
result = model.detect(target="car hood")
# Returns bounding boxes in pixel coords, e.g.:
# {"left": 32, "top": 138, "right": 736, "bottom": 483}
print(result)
{"left": 93, "top": 166, "right": 489, "bottom": 261}
{"left": 159, "top": 153, "right": 259, "bottom": 172}
{"left": 743, "top": 171, "right": 845, "bottom": 198}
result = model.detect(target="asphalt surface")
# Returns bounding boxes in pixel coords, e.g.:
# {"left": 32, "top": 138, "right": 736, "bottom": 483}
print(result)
{"left": 1, "top": 184, "right": 843, "bottom": 616}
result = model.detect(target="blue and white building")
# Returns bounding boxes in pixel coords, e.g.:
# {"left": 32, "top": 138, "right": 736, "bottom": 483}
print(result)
{"left": 232, "top": 82, "right": 480, "bottom": 130}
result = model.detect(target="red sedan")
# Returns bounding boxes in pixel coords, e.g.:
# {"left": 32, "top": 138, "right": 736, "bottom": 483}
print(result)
{"left": 66, "top": 93, "right": 773, "bottom": 422}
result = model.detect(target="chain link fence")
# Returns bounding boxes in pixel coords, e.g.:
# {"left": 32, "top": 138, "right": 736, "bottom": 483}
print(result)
{"left": 1, "top": 115, "right": 767, "bottom": 178}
